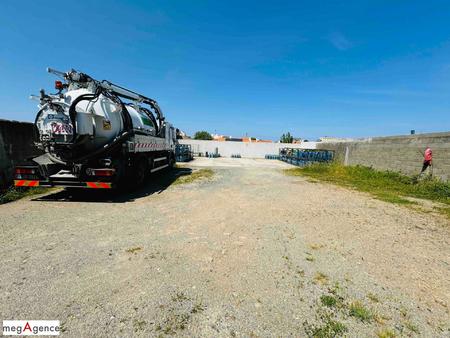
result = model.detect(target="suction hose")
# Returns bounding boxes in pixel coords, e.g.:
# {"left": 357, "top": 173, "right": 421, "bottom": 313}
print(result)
{"left": 61, "top": 91, "right": 133, "bottom": 164}
{"left": 68, "top": 93, "right": 99, "bottom": 144}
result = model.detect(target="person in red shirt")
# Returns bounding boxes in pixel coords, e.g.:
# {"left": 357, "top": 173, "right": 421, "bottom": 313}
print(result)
{"left": 421, "top": 147, "right": 432, "bottom": 174}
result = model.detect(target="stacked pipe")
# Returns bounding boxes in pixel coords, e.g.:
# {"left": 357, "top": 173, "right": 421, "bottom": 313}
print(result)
{"left": 265, "top": 154, "right": 280, "bottom": 160}
{"left": 279, "top": 148, "right": 334, "bottom": 166}
{"left": 175, "top": 144, "right": 193, "bottom": 162}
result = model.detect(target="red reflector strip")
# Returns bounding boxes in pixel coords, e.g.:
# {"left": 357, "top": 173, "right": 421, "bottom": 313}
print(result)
{"left": 15, "top": 168, "right": 35, "bottom": 174}
{"left": 86, "top": 182, "right": 112, "bottom": 189}
{"left": 94, "top": 170, "right": 114, "bottom": 176}
{"left": 86, "top": 168, "right": 115, "bottom": 177}
{"left": 14, "top": 180, "right": 39, "bottom": 187}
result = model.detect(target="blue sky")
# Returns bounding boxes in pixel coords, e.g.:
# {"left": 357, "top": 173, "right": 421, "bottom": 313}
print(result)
{"left": 1, "top": 1, "right": 450, "bottom": 140}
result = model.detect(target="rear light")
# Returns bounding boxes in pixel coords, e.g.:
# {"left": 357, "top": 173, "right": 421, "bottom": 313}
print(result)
{"left": 55, "top": 80, "right": 64, "bottom": 90}
{"left": 15, "top": 168, "right": 35, "bottom": 174}
{"left": 86, "top": 168, "right": 116, "bottom": 177}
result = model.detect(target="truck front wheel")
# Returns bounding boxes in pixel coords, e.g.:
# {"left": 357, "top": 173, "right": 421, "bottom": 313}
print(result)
{"left": 168, "top": 152, "right": 176, "bottom": 169}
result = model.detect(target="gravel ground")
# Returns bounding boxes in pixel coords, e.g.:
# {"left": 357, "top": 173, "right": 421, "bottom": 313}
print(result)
{"left": 0, "top": 158, "right": 449, "bottom": 337}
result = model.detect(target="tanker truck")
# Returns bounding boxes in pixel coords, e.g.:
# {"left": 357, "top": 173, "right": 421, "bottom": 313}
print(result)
{"left": 13, "top": 68, "right": 177, "bottom": 189}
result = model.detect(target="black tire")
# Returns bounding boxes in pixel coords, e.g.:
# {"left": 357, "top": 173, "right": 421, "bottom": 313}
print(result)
{"left": 134, "top": 157, "right": 148, "bottom": 186}
{"left": 116, "top": 157, "right": 147, "bottom": 191}
{"left": 115, "top": 158, "right": 131, "bottom": 191}
{"left": 168, "top": 152, "right": 176, "bottom": 169}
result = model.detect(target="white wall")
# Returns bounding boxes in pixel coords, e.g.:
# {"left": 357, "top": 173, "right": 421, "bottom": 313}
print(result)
{"left": 179, "top": 139, "right": 317, "bottom": 158}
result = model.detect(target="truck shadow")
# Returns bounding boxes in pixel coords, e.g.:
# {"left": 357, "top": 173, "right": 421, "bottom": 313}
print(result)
{"left": 32, "top": 167, "right": 193, "bottom": 203}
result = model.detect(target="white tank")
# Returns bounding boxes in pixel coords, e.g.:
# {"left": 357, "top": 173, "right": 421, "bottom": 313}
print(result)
{"left": 36, "top": 88, "right": 156, "bottom": 149}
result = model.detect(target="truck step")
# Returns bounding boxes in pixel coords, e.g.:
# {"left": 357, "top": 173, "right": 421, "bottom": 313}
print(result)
{"left": 151, "top": 164, "right": 168, "bottom": 173}
{"left": 154, "top": 156, "right": 167, "bottom": 162}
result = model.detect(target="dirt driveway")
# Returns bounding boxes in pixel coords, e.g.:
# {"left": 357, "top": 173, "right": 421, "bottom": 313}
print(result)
{"left": 0, "top": 158, "right": 448, "bottom": 337}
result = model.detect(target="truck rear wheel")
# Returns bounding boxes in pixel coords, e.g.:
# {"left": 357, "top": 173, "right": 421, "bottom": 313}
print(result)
{"left": 134, "top": 157, "right": 148, "bottom": 186}
{"left": 117, "top": 157, "right": 148, "bottom": 190}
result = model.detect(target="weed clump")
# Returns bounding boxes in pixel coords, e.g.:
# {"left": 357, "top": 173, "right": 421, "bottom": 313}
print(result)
{"left": 367, "top": 293, "right": 380, "bottom": 303}
{"left": 349, "top": 301, "right": 373, "bottom": 322}
{"left": 404, "top": 321, "right": 420, "bottom": 334}
{"left": 173, "top": 169, "right": 214, "bottom": 185}
{"left": 376, "top": 328, "right": 396, "bottom": 338}
{"left": 0, "top": 186, "right": 50, "bottom": 204}
{"left": 126, "top": 247, "right": 143, "bottom": 254}
{"left": 304, "top": 317, "right": 347, "bottom": 338}
{"left": 320, "top": 295, "right": 337, "bottom": 308}
{"left": 314, "top": 272, "right": 329, "bottom": 285}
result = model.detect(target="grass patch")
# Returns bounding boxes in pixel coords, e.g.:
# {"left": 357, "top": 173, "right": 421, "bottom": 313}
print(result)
{"left": 309, "top": 243, "right": 324, "bottom": 250}
{"left": 377, "top": 329, "right": 396, "bottom": 338}
{"left": 133, "top": 319, "right": 147, "bottom": 332}
{"left": 435, "top": 206, "right": 450, "bottom": 219}
{"left": 126, "top": 246, "right": 142, "bottom": 254}
{"left": 367, "top": 292, "right": 380, "bottom": 303}
{"left": 285, "top": 163, "right": 450, "bottom": 218}
{"left": 173, "top": 169, "right": 214, "bottom": 185}
{"left": 190, "top": 301, "right": 206, "bottom": 314}
{"left": 399, "top": 307, "right": 408, "bottom": 318}
{"left": 320, "top": 295, "right": 337, "bottom": 308}
{"left": 404, "top": 321, "right": 420, "bottom": 334}
{"left": 156, "top": 313, "right": 190, "bottom": 335}
{"left": 313, "top": 272, "right": 329, "bottom": 285}
{"left": 320, "top": 284, "right": 347, "bottom": 310}
{"left": 171, "top": 291, "right": 189, "bottom": 302}
{"left": 376, "top": 328, "right": 396, "bottom": 338}
{"left": 307, "top": 178, "right": 319, "bottom": 183}
{"left": 349, "top": 301, "right": 373, "bottom": 322}
{"left": 155, "top": 292, "right": 205, "bottom": 335}
{"left": 0, "top": 186, "right": 52, "bottom": 204}
{"left": 304, "top": 318, "right": 348, "bottom": 338}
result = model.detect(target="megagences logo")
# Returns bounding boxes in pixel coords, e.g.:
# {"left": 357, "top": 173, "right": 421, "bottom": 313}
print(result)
{"left": 3, "top": 321, "right": 60, "bottom": 336}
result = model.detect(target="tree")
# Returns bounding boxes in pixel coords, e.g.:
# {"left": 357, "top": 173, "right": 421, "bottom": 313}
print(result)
{"left": 194, "top": 131, "right": 213, "bottom": 140}
{"left": 280, "top": 132, "right": 293, "bottom": 143}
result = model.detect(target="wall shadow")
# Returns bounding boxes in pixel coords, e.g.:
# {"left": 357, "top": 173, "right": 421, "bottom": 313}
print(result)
{"left": 33, "top": 167, "right": 192, "bottom": 203}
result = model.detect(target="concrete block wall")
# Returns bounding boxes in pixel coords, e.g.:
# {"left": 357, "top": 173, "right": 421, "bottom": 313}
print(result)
{"left": 0, "top": 119, "right": 42, "bottom": 189}
{"left": 179, "top": 139, "right": 318, "bottom": 158}
{"left": 317, "top": 132, "right": 450, "bottom": 181}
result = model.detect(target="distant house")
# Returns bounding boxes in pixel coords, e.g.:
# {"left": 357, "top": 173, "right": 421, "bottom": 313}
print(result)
{"left": 210, "top": 134, "right": 273, "bottom": 143}
{"left": 242, "top": 137, "right": 273, "bottom": 143}
{"left": 212, "top": 134, "right": 228, "bottom": 141}
{"left": 211, "top": 134, "right": 241, "bottom": 141}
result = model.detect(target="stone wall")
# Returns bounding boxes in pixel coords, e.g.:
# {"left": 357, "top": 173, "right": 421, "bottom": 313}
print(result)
{"left": 317, "top": 132, "right": 450, "bottom": 180}
{"left": 0, "top": 119, "right": 42, "bottom": 189}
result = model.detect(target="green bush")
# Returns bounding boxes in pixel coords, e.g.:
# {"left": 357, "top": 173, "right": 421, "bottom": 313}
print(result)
{"left": 193, "top": 131, "right": 213, "bottom": 140}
